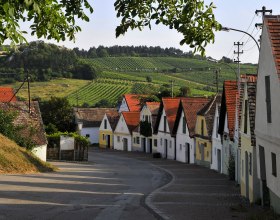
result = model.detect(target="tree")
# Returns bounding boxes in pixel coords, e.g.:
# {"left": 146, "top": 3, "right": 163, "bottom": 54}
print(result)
{"left": 40, "top": 97, "right": 75, "bottom": 133}
{"left": 72, "top": 62, "right": 98, "bottom": 80}
{"left": 1, "top": 1, "right": 220, "bottom": 55}
{"left": 114, "top": 0, "right": 221, "bottom": 55}
{"left": 178, "top": 86, "right": 191, "bottom": 97}
{"left": 94, "top": 99, "right": 113, "bottom": 108}
{"left": 146, "top": 76, "right": 152, "bottom": 83}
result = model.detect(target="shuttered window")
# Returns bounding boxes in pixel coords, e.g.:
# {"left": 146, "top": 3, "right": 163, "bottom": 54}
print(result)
{"left": 265, "top": 76, "right": 272, "bottom": 123}
{"left": 164, "top": 116, "right": 167, "bottom": 132}
{"left": 182, "top": 116, "right": 186, "bottom": 134}
{"left": 272, "top": 152, "right": 277, "bottom": 177}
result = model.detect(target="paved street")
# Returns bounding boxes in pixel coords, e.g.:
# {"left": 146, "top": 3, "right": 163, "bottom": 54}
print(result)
{"left": 0, "top": 148, "right": 257, "bottom": 220}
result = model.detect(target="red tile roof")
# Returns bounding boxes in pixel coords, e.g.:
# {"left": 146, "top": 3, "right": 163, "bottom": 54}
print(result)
{"left": 181, "top": 97, "right": 211, "bottom": 137}
{"left": 0, "top": 87, "right": 16, "bottom": 102}
{"left": 0, "top": 101, "right": 47, "bottom": 146}
{"left": 265, "top": 15, "right": 280, "bottom": 79}
{"left": 162, "top": 98, "right": 181, "bottom": 135}
{"left": 240, "top": 74, "right": 257, "bottom": 82}
{"left": 224, "top": 81, "right": 238, "bottom": 139}
{"left": 145, "top": 102, "right": 160, "bottom": 115}
{"left": 124, "top": 94, "right": 145, "bottom": 112}
{"left": 122, "top": 112, "right": 140, "bottom": 133}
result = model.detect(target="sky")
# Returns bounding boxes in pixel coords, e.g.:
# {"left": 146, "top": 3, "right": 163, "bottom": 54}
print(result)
{"left": 17, "top": 0, "right": 280, "bottom": 64}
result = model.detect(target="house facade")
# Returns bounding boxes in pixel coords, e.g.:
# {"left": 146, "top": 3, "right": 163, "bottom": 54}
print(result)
{"left": 175, "top": 98, "right": 210, "bottom": 163}
{"left": 99, "top": 110, "right": 119, "bottom": 149}
{"left": 118, "top": 94, "right": 144, "bottom": 113}
{"left": 155, "top": 98, "right": 180, "bottom": 160}
{"left": 114, "top": 112, "right": 140, "bottom": 151}
{"left": 239, "top": 80, "right": 260, "bottom": 203}
{"left": 132, "top": 102, "right": 160, "bottom": 153}
{"left": 74, "top": 108, "right": 116, "bottom": 144}
{"left": 195, "top": 95, "right": 220, "bottom": 168}
{"left": 255, "top": 15, "right": 280, "bottom": 213}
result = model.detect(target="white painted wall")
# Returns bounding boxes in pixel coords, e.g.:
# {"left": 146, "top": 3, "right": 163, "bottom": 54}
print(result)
{"left": 113, "top": 114, "right": 132, "bottom": 151}
{"left": 211, "top": 104, "right": 223, "bottom": 172}
{"left": 176, "top": 110, "right": 195, "bottom": 163}
{"left": 81, "top": 127, "right": 99, "bottom": 144}
{"left": 118, "top": 97, "right": 129, "bottom": 113}
{"left": 256, "top": 24, "right": 280, "bottom": 200}
{"left": 99, "top": 114, "right": 113, "bottom": 131}
{"left": 32, "top": 144, "right": 47, "bottom": 162}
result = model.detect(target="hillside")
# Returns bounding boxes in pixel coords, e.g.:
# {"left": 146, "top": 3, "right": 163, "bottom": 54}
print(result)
{"left": 0, "top": 134, "right": 55, "bottom": 174}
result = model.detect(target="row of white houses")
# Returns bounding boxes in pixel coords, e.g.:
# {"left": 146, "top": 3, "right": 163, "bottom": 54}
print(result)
{"left": 76, "top": 15, "right": 280, "bottom": 214}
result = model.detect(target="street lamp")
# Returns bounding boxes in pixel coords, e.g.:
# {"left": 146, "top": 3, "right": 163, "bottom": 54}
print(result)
{"left": 221, "top": 26, "right": 260, "bottom": 51}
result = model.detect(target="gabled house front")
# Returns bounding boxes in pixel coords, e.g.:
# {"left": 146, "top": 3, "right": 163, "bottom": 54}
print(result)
{"left": 0, "top": 101, "right": 47, "bottom": 161}
{"left": 174, "top": 97, "right": 210, "bottom": 163}
{"left": 255, "top": 15, "right": 280, "bottom": 213}
{"left": 155, "top": 98, "right": 181, "bottom": 160}
{"left": 239, "top": 79, "right": 260, "bottom": 203}
{"left": 195, "top": 94, "right": 220, "bottom": 168}
{"left": 132, "top": 102, "right": 160, "bottom": 153}
{"left": 74, "top": 108, "right": 116, "bottom": 144}
{"left": 218, "top": 81, "right": 238, "bottom": 178}
{"left": 99, "top": 110, "right": 119, "bottom": 149}
{"left": 114, "top": 112, "right": 140, "bottom": 151}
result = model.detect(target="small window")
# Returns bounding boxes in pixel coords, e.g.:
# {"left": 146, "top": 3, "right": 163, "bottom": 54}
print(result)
{"left": 136, "top": 137, "right": 140, "bottom": 144}
{"left": 86, "top": 134, "right": 90, "bottom": 138}
{"left": 104, "top": 119, "right": 107, "bottom": 129}
{"left": 145, "top": 115, "right": 148, "bottom": 122}
{"left": 133, "top": 137, "right": 136, "bottom": 143}
{"left": 164, "top": 116, "right": 167, "bottom": 132}
{"left": 244, "top": 100, "right": 248, "bottom": 134}
{"left": 201, "top": 119, "right": 204, "bottom": 136}
{"left": 180, "top": 144, "right": 182, "bottom": 150}
{"left": 272, "top": 152, "right": 277, "bottom": 177}
{"left": 154, "top": 139, "right": 157, "bottom": 147}
{"left": 117, "top": 136, "right": 120, "bottom": 142}
{"left": 169, "top": 140, "right": 172, "bottom": 148}
{"left": 182, "top": 116, "right": 186, "bottom": 134}
{"left": 265, "top": 76, "right": 272, "bottom": 123}
{"left": 216, "top": 117, "right": 219, "bottom": 138}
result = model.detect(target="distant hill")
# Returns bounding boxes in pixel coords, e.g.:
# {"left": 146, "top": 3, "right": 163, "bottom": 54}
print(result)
{"left": 0, "top": 134, "right": 55, "bottom": 174}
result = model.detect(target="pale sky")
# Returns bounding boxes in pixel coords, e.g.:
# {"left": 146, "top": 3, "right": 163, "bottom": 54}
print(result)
{"left": 17, "top": 0, "right": 280, "bottom": 64}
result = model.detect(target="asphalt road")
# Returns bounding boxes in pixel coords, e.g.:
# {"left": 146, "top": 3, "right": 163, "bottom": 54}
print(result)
{"left": 0, "top": 148, "right": 262, "bottom": 220}
{"left": 0, "top": 149, "right": 168, "bottom": 220}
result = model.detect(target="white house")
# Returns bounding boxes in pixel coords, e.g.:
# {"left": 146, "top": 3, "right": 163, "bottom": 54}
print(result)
{"left": 255, "top": 15, "right": 280, "bottom": 213}
{"left": 174, "top": 97, "right": 210, "bottom": 163}
{"left": 132, "top": 102, "right": 160, "bottom": 153}
{"left": 0, "top": 101, "right": 48, "bottom": 161}
{"left": 155, "top": 98, "right": 181, "bottom": 160}
{"left": 114, "top": 112, "right": 140, "bottom": 151}
{"left": 74, "top": 108, "right": 116, "bottom": 144}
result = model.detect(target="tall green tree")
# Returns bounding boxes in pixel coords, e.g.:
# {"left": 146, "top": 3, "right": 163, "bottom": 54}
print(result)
{"left": 40, "top": 97, "right": 75, "bottom": 133}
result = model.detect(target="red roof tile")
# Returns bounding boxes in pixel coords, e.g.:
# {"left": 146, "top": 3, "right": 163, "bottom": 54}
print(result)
{"left": 122, "top": 112, "right": 140, "bottom": 133}
{"left": 265, "top": 15, "right": 280, "bottom": 79}
{"left": 224, "top": 81, "right": 238, "bottom": 139}
{"left": 124, "top": 94, "right": 145, "bottom": 112}
{"left": 145, "top": 102, "right": 160, "bottom": 115}
{"left": 162, "top": 98, "right": 181, "bottom": 134}
{"left": 0, "top": 87, "right": 16, "bottom": 102}
{"left": 181, "top": 97, "right": 211, "bottom": 137}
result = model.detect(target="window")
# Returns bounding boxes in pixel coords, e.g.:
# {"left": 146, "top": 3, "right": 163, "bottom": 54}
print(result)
{"left": 133, "top": 137, "right": 136, "bottom": 143}
{"left": 216, "top": 117, "right": 219, "bottom": 138}
{"left": 154, "top": 139, "right": 157, "bottom": 147}
{"left": 117, "top": 136, "right": 120, "bottom": 142}
{"left": 136, "top": 137, "right": 140, "bottom": 144}
{"left": 249, "top": 153, "right": 252, "bottom": 175}
{"left": 164, "top": 116, "right": 167, "bottom": 132}
{"left": 145, "top": 115, "right": 148, "bottom": 122}
{"left": 182, "top": 116, "right": 186, "bottom": 134}
{"left": 86, "top": 134, "right": 90, "bottom": 138}
{"left": 201, "top": 119, "right": 204, "bottom": 136}
{"left": 265, "top": 76, "right": 272, "bottom": 123}
{"left": 104, "top": 119, "right": 107, "bottom": 129}
{"left": 180, "top": 144, "right": 182, "bottom": 150}
{"left": 272, "top": 152, "right": 277, "bottom": 177}
{"left": 169, "top": 140, "right": 172, "bottom": 148}
{"left": 244, "top": 100, "right": 248, "bottom": 134}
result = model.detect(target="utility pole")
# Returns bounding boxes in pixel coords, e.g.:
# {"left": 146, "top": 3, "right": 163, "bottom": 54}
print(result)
{"left": 214, "top": 69, "right": 220, "bottom": 93}
{"left": 255, "top": 6, "right": 272, "bottom": 18}
{"left": 234, "top": 42, "right": 243, "bottom": 90}
{"left": 27, "top": 70, "right": 31, "bottom": 113}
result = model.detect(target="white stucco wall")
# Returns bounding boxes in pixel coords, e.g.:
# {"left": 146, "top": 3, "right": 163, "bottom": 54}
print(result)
{"left": 176, "top": 110, "right": 195, "bottom": 163}
{"left": 211, "top": 104, "right": 223, "bottom": 172}
{"left": 255, "top": 24, "right": 280, "bottom": 200}
{"left": 32, "top": 144, "right": 47, "bottom": 162}
{"left": 118, "top": 97, "right": 129, "bottom": 113}
{"left": 99, "top": 114, "right": 113, "bottom": 131}
{"left": 81, "top": 127, "right": 99, "bottom": 144}
{"left": 113, "top": 114, "right": 132, "bottom": 151}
